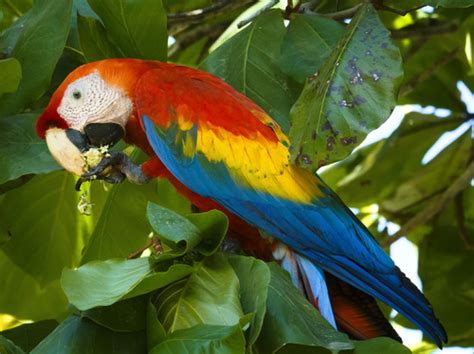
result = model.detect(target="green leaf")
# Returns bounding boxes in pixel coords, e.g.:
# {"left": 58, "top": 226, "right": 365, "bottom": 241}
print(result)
{"left": 255, "top": 263, "right": 353, "bottom": 353}
{"left": 0, "top": 250, "right": 69, "bottom": 322}
{"left": 0, "top": 335, "right": 24, "bottom": 354}
{"left": 418, "top": 189, "right": 474, "bottom": 346}
{"left": 83, "top": 296, "right": 147, "bottom": 332}
{"left": 77, "top": 15, "right": 121, "bottom": 62}
{"left": 289, "top": 4, "right": 403, "bottom": 169}
{"left": 201, "top": 10, "right": 300, "bottom": 133}
{"left": 0, "top": 113, "right": 60, "bottom": 185}
{"left": 146, "top": 300, "right": 166, "bottom": 351}
{"left": 280, "top": 14, "right": 345, "bottom": 83}
{"left": 80, "top": 179, "right": 159, "bottom": 263}
{"left": 322, "top": 114, "right": 468, "bottom": 212}
{"left": 228, "top": 255, "right": 270, "bottom": 346}
{"left": 61, "top": 258, "right": 193, "bottom": 310}
{"left": 87, "top": 0, "right": 167, "bottom": 60}
{"left": 0, "top": 58, "right": 22, "bottom": 95}
{"left": 386, "top": 0, "right": 474, "bottom": 8}
{"left": 0, "top": 171, "right": 89, "bottom": 284}
{"left": 0, "top": 0, "right": 73, "bottom": 116}
{"left": 147, "top": 203, "right": 228, "bottom": 258}
{"left": 149, "top": 324, "right": 245, "bottom": 354}
{"left": 31, "top": 315, "right": 147, "bottom": 354}
{"left": 1, "top": 321, "right": 58, "bottom": 353}
{"left": 154, "top": 254, "right": 243, "bottom": 333}
{"left": 350, "top": 338, "right": 411, "bottom": 354}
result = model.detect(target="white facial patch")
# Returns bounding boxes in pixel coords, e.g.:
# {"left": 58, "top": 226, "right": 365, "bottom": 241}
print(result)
{"left": 58, "top": 71, "right": 133, "bottom": 132}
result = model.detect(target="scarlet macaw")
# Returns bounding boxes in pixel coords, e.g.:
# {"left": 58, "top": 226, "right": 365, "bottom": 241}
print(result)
{"left": 36, "top": 59, "right": 447, "bottom": 347}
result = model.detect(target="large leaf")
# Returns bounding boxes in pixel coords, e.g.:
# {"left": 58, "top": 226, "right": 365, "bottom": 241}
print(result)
{"left": 147, "top": 203, "right": 228, "bottom": 259}
{"left": 80, "top": 179, "right": 160, "bottom": 264}
{"left": 289, "top": 4, "right": 403, "bottom": 169}
{"left": 228, "top": 255, "right": 270, "bottom": 346}
{"left": 0, "top": 113, "right": 60, "bottom": 185}
{"left": 62, "top": 258, "right": 193, "bottom": 310}
{"left": 77, "top": 14, "right": 121, "bottom": 62}
{"left": 154, "top": 254, "right": 243, "bottom": 333}
{"left": 201, "top": 10, "right": 300, "bottom": 133}
{"left": 0, "top": 0, "right": 72, "bottom": 116}
{"left": 255, "top": 263, "right": 353, "bottom": 354}
{"left": 87, "top": 0, "right": 167, "bottom": 61}
{"left": 149, "top": 324, "right": 245, "bottom": 354}
{"left": 280, "top": 14, "right": 345, "bottom": 83}
{"left": 0, "top": 171, "right": 90, "bottom": 284}
{"left": 418, "top": 189, "right": 474, "bottom": 346}
{"left": 31, "top": 315, "right": 146, "bottom": 354}
{"left": 0, "top": 58, "right": 21, "bottom": 95}
{"left": 0, "top": 250, "right": 68, "bottom": 322}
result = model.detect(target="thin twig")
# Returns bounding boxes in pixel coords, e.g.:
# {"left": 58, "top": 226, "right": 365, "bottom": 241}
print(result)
{"left": 64, "top": 45, "right": 85, "bottom": 59}
{"left": 237, "top": 0, "right": 278, "bottom": 28}
{"left": 4, "top": 0, "right": 22, "bottom": 17}
{"left": 380, "top": 162, "right": 474, "bottom": 248}
{"left": 322, "top": 4, "right": 362, "bottom": 20}
{"left": 391, "top": 21, "right": 458, "bottom": 39}
{"left": 400, "top": 48, "right": 459, "bottom": 97}
{"left": 378, "top": 4, "right": 426, "bottom": 16}
{"left": 168, "top": 0, "right": 254, "bottom": 24}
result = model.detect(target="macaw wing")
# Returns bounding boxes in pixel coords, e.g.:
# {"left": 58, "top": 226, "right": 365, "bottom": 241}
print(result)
{"left": 135, "top": 66, "right": 446, "bottom": 346}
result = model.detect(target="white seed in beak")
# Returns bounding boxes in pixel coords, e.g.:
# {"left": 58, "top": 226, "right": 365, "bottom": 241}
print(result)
{"left": 45, "top": 128, "right": 85, "bottom": 176}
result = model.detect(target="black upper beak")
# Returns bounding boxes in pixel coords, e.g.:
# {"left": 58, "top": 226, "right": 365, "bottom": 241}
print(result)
{"left": 66, "top": 123, "right": 125, "bottom": 151}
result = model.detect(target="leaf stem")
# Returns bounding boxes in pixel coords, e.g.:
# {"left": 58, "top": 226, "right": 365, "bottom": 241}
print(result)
{"left": 64, "top": 45, "right": 85, "bottom": 59}
{"left": 4, "top": 0, "right": 22, "bottom": 17}
{"left": 380, "top": 162, "right": 474, "bottom": 248}
{"left": 237, "top": 0, "right": 278, "bottom": 28}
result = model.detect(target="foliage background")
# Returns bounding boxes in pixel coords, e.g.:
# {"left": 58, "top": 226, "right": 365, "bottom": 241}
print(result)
{"left": 0, "top": 0, "right": 473, "bottom": 353}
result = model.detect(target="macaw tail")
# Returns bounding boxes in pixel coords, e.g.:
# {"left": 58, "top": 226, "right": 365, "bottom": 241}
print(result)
{"left": 273, "top": 242, "right": 401, "bottom": 342}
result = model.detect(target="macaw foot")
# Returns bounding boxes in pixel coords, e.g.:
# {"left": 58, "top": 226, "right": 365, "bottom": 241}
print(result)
{"left": 77, "top": 151, "right": 150, "bottom": 191}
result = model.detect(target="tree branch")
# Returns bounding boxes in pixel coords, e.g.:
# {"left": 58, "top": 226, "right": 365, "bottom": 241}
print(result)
{"left": 391, "top": 21, "right": 459, "bottom": 39}
{"left": 237, "top": 0, "right": 278, "bottom": 28}
{"left": 321, "top": 4, "right": 362, "bottom": 20}
{"left": 380, "top": 162, "right": 474, "bottom": 248}
{"left": 168, "top": 0, "right": 255, "bottom": 24}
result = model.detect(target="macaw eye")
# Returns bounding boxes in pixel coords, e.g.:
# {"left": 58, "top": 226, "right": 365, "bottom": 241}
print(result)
{"left": 72, "top": 90, "right": 82, "bottom": 100}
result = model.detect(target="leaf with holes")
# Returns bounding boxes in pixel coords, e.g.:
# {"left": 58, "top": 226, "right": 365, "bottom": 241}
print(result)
{"left": 201, "top": 10, "right": 300, "bottom": 133}
{"left": 154, "top": 254, "right": 243, "bottom": 333}
{"left": 289, "top": 4, "right": 403, "bottom": 170}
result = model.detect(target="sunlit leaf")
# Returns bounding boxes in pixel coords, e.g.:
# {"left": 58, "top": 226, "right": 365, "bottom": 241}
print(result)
{"left": 62, "top": 258, "right": 193, "bottom": 310}
{"left": 154, "top": 254, "right": 243, "bottom": 333}
{"left": 289, "top": 4, "right": 403, "bottom": 169}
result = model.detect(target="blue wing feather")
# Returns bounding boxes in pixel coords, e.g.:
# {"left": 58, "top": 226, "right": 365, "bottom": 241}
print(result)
{"left": 143, "top": 116, "right": 447, "bottom": 346}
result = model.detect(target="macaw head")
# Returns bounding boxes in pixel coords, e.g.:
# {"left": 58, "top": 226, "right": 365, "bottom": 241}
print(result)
{"left": 36, "top": 59, "right": 154, "bottom": 175}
